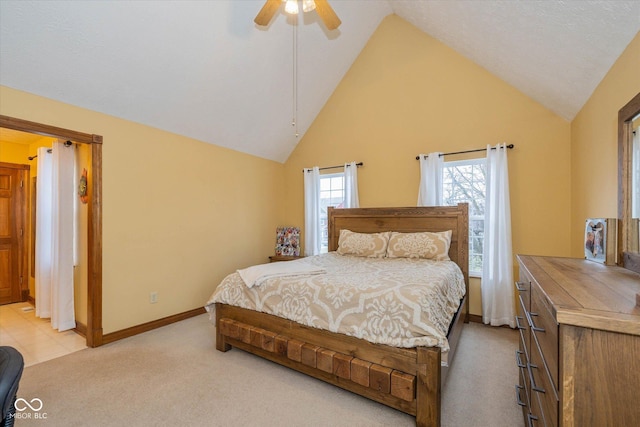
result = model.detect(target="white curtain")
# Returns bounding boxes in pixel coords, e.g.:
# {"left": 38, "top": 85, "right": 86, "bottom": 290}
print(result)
{"left": 344, "top": 161, "right": 360, "bottom": 208}
{"left": 304, "top": 167, "right": 321, "bottom": 256}
{"left": 35, "top": 141, "right": 76, "bottom": 332}
{"left": 35, "top": 148, "right": 53, "bottom": 319}
{"left": 482, "top": 143, "right": 515, "bottom": 328}
{"left": 417, "top": 152, "right": 443, "bottom": 206}
{"left": 632, "top": 127, "right": 639, "bottom": 218}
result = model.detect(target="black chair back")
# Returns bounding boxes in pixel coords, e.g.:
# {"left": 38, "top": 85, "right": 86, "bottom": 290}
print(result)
{"left": 0, "top": 346, "right": 24, "bottom": 427}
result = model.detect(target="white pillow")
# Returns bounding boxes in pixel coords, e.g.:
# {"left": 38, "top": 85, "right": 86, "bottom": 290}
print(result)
{"left": 336, "top": 230, "right": 391, "bottom": 258}
{"left": 386, "top": 230, "right": 452, "bottom": 261}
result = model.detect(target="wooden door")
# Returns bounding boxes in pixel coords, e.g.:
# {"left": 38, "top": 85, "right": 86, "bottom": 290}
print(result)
{"left": 0, "top": 164, "right": 27, "bottom": 305}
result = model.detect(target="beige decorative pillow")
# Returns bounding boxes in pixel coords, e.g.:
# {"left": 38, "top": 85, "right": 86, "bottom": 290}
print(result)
{"left": 336, "top": 230, "right": 391, "bottom": 258}
{"left": 386, "top": 230, "right": 452, "bottom": 261}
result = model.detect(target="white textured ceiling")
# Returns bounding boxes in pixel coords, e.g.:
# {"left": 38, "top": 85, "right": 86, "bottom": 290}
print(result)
{"left": 1, "top": 1, "right": 639, "bottom": 163}
{"left": 392, "top": 0, "right": 640, "bottom": 123}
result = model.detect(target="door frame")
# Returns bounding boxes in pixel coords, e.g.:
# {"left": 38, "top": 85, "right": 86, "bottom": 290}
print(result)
{"left": 0, "top": 115, "right": 103, "bottom": 347}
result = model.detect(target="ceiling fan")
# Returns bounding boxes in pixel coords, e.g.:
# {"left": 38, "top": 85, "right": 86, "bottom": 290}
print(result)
{"left": 254, "top": 0, "right": 342, "bottom": 30}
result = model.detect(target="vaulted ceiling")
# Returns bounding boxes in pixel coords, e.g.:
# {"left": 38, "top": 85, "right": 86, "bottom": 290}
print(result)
{"left": 1, "top": 1, "right": 639, "bottom": 162}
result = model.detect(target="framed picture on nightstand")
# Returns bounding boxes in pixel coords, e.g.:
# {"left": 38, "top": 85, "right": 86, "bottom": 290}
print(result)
{"left": 275, "top": 226, "right": 300, "bottom": 256}
{"left": 584, "top": 218, "right": 617, "bottom": 265}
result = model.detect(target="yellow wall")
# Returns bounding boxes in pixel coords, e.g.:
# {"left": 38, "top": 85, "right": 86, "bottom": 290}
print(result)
{"left": 571, "top": 32, "right": 640, "bottom": 257}
{"left": 0, "top": 85, "right": 285, "bottom": 334}
{"left": 0, "top": 140, "right": 29, "bottom": 164}
{"left": 282, "top": 15, "right": 573, "bottom": 316}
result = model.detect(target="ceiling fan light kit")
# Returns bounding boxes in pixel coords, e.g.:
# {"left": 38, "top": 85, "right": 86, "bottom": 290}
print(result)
{"left": 284, "top": 0, "right": 316, "bottom": 14}
{"left": 301, "top": 0, "right": 317, "bottom": 13}
{"left": 254, "top": 0, "right": 341, "bottom": 30}
{"left": 284, "top": 0, "right": 299, "bottom": 15}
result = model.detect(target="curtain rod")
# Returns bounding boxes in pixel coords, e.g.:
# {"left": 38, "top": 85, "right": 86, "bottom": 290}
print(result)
{"left": 415, "top": 144, "right": 514, "bottom": 160}
{"left": 303, "top": 162, "right": 363, "bottom": 173}
{"left": 28, "top": 140, "right": 73, "bottom": 160}
{"left": 28, "top": 150, "right": 51, "bottom": 160}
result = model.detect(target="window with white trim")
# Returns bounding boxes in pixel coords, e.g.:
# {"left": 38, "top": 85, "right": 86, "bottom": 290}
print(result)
{"left": 442, "top": 158, "right": 486, "bottom": 276}
{"left": 319, "top": 173, "right": 345, "bottom": 253}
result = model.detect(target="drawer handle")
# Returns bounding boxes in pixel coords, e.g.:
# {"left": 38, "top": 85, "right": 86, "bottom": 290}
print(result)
{"left": 515, "top": 384, "right": 527, "bottom": 407}
{"left": 515, "top": 281, "right": 528, "bottom": 292}
{"left": 527, "top": 413, "right": 539, "bottom": 427}
{"left": 515, "top": 316, "right": 527, "bottom": 330}
{"left": 527, "top": 362, "right": 545, "bottom": 394}
{"left": 529, "top": 312, "right": 546, "bottom": 333}
{"left": 515, "top": 350, "right": 526, "bottom": 368}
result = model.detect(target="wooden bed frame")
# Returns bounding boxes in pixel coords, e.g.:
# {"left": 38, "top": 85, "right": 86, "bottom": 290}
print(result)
{"left": 215, "top": 204, "right": 469, "bottom": 427}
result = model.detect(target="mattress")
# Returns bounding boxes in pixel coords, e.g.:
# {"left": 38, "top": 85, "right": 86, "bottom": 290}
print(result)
{"left": 205, "top": 252, "right": 466, "bottom": 352}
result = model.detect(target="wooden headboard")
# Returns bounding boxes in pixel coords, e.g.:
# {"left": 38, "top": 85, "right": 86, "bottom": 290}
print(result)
{"left": 327, "top": 204, "right": 469, "bottom": 288}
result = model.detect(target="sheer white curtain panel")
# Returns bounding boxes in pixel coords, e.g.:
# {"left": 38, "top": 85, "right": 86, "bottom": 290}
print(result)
{"left": 35, "top": 147, "right": 53, "bottom": 319}
{"left": 417, "top": 152, "right": 443, "bottom": 206}
{"left": 304, "top": 167, "right": 321, "bottom": 256}
{"left": 344, "top": 161, "right": 360, "bottom": 208}
{"left": 482, "top": 143, "right": 515, "bottom": 328}
{"left": 35, "top": 141, "right": 76, "bottom": 331}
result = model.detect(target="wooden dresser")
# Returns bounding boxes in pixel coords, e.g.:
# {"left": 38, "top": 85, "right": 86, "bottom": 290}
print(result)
{"left": 515, "top": 255, "right": 640, "bottom": 427}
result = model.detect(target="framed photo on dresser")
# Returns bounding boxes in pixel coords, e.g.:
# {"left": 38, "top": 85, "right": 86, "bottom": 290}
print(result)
{"left": 584, "top": 218, "right": 617, "bottom": 265}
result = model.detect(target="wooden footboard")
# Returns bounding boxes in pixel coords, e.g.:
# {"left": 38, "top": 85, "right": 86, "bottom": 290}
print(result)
{"left": 215, "top": 295, "right": 467, "bottom": 427}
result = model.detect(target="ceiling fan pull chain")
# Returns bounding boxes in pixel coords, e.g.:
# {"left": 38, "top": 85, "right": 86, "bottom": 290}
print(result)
{"left": 292, "top": 14, "right": 299, "bottom": 138}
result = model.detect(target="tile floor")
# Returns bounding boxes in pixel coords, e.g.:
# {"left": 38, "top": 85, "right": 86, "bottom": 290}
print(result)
{"left": 0, "top": 302, "right": 87, "bottom": 367}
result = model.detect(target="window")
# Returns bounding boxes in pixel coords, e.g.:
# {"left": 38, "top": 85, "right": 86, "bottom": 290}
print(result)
{"left": 319, "top": 173, "right": 345, "bottom": 253}
{"left": 442, "top": 158, "right": 486, "bottom": 276}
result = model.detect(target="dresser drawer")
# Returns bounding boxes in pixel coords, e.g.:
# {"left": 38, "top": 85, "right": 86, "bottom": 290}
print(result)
{"left": 516, "top": 361, "right": 530, "bottom": 420}
{"left": 515, "top": 279, "right": 530, "bottom": 311}
{"left": 530, "top": 283, "right": 558, "bottom": 387}
{"left": 517, "top": 295, "right": 530, "bottom": 359}
{"left": 516, "top": 279, "right": 531, "bottom": 359}
{"left": 528, "top": 388, "right": 546, "bottom": 427}
{"left": 516, "top": 346, "right": 530, "bottom": 403}
{"left": 530, "top": 341, "right": 558, "bottom": 427}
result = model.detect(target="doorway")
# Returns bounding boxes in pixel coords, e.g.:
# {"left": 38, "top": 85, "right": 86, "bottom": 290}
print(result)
{"left": 0, "top": 115, "right": 103, "bottom": 347}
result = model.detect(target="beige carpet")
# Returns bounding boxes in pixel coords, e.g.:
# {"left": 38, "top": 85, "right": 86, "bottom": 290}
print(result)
{"left": 14, "top": 314, "right": 523, "bottom": 426}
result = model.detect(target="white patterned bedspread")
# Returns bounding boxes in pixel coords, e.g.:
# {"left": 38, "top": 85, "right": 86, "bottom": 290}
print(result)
{"left": 205, "top": 252, "right": 466, "bottom": 352}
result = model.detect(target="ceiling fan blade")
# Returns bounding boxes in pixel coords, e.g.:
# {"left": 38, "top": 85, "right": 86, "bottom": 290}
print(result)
{"left": 314, "top": 0, "right": 341, "bottom": 30}
{"left": 254, "top": 0, "right": 282, "bottom": 26}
